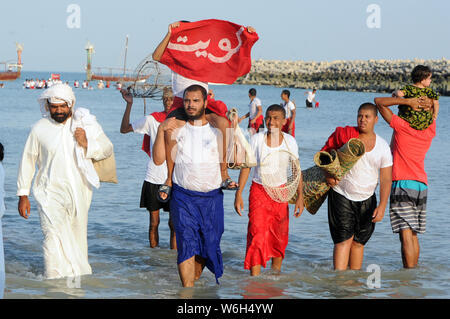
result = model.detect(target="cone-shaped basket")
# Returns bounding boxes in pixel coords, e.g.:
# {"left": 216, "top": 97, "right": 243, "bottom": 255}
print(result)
{"left": 289, "top": 138, "right": 365, "bottom": 214}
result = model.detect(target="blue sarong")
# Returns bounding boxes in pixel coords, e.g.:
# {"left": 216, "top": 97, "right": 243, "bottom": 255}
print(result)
{"left": 170, "top": 183, "right": 224, "bottom": 284}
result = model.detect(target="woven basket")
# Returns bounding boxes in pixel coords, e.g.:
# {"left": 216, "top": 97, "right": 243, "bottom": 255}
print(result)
{"left": 290, "top": 138, "right": 365, "bottom": 214}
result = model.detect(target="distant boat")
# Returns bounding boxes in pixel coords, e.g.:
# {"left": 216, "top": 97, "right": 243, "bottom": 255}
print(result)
{"left": 85, "top": 36, "right": 149, "bottom": 83}
{"left": 0, "top": 43, "right": 23, "bottom": 81}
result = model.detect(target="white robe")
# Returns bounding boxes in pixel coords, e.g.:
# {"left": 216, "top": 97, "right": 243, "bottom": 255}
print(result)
{"left": 17, "top": 115, "right": 113, "bottom": 279}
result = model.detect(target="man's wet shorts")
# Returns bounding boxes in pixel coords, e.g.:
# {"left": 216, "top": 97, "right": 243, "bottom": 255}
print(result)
{"left": 327, "top": 188, "right": 377, "bottom": 245}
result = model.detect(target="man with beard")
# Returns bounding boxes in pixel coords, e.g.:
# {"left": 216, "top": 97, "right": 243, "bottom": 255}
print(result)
{"left": 155, "top": 84, "right": 224, "bottom": 287}
{"left": 17, "top": 83, "right": 113, "bottom": 279}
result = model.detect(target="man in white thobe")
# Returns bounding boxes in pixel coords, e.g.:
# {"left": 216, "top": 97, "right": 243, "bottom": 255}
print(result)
{"left": 17, "top": 84, "right": 113, "bottom": 279}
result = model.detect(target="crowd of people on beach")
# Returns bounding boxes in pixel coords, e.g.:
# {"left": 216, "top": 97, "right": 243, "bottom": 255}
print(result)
{"left": 22, "top": 78, "right": 123, "bottom": 91}
{"left": 0, "top": 20, "right": 440, "bottom": 295}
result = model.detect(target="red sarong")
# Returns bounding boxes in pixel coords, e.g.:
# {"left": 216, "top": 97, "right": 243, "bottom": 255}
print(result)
{"left": 320, "top": 126, "right": 359, "bottom": 153}
{"left": 281, "top": 118, "right": 295, "bottom": 137}
{"left": 159, "top": 19, "right": 259, "bottom": 84}
{"left": 249, "top": 115, "right": 264, "bottom": 133}
{"left": 244, "top": 182, "right": 289, "bottom": 270}
{"left": 141, "top": 111, "right": 168, "bottom": 157}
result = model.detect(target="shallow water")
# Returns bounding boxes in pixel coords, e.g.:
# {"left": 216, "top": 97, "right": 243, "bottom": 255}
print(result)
{"left": 1, "top": 71, "right": 449, "bottom": 299}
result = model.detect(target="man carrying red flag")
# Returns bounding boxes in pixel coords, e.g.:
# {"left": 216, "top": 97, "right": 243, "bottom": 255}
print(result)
{"left": 152, "top": 20, "right": 259, "bottom": 202}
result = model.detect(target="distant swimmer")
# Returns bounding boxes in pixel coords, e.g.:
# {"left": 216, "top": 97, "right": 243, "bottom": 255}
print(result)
{"left": 304, "top": 88, "right": 317, "bottom": 108}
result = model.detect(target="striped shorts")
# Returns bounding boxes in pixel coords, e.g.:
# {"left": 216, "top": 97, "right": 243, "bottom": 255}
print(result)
{"left": 389, "top": 180, "right": 428, "bottom": 234}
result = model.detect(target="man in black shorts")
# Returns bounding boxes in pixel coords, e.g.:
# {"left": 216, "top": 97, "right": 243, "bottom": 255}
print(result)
{"left": 120, "top": 87, "right": 176, "bottom": 249}
{"left": 322, "top": 103, "right": 393, "bottom": 270}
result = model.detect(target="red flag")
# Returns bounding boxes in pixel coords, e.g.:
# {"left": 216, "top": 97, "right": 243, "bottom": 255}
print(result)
{"left": 159, "top": 19, "right": 259, "bottom": 84}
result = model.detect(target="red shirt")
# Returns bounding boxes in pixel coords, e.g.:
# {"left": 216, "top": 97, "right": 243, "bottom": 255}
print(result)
{"left": 321, "top": 126, "right": 359, "bottom": 152}
{"left": 390, "top": 115, "right": 436, "bottom": 185}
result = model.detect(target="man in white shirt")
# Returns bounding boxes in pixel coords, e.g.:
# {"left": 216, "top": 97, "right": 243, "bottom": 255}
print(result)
{"left": 17, "top": 84, "right": 113, "bottom": 279}
{"left": 154, "top": 84, "right": 225, "bottom": 287}
{"left": 322, "top": 103, "right": 392, "bottom": 271}
{"left": 239, "top": 88, "right": 264, "bottom": 135}
{"left": 305, "top": 88, "right": 317, "bottom": 108}
{"left": 120, "top": 87, "right": 176, "bottom": 250}
{"left": 280, "top": 89, "right": 296, "bottom": 136}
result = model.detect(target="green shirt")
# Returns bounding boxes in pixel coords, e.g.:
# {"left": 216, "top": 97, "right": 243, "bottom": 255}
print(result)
{"left": 398, "top": 85, "right": 439, "bottom": 130}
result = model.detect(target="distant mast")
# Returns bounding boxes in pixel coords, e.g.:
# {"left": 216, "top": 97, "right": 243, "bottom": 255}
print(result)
{"left": 0, "top": 42, "right": 24, "bottom": 81}
{"left": 85, "top": 41, "right": 94, "bottom": 81}
{"left": 123, "top": 35, "right": 129, "bottom": 78}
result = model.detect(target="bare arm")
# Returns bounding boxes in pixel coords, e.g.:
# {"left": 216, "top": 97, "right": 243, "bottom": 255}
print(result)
{"left": 289, "top": 108, "right": 296, "bottom": 131}
{"left": 433, "top": 100, "right": 439, "bottom": 120}
{"left": 152, "top": 117, "right": 182, "bottom": 165}
{"left": 372, "top": 166, "right": 392, "bottom": 222}
{"left": 293, "top": 172, "right": 304, "bottom": 218}
{"left": 234, "top": 167, "right": 251, "bottom": 216}
{"left": 250, "top": 106, "right": 263, "bottom": 124}
{"left": 152, "top": 22, "right": 180, "bottom": 61}
{"left": 153, "top": 124, "right": 167, "bottom": 165}
{"left": 374, "top": 96, "right": 428, "bottom": 124}
{"left": 239, "top": 112, "right": 250, "bottom": 123}
{"left": 120, "top": 88, "right": 134, "bottom": 133}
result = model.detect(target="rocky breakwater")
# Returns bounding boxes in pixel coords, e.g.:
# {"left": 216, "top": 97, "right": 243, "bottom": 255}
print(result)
{"left": 236, "top": 58, "right": 450, "bottom": 96}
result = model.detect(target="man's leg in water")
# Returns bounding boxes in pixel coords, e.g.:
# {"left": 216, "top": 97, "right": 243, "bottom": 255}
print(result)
{"left": 168, "top": 214, "right": 177, "bottom": 250}
{"left": 148, "top": 210, "right": 160, "bottom": 248}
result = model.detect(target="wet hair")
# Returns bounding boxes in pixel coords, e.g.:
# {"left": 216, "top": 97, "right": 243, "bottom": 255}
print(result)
{"left": 0, "top": 143, "right": 4, "bottom": 162}
{"left": 266, "top": 104, "right": 286, "bottom": 118}
{"left": 249, "top": 88, "right": 257, "bottom": 97}
{"left": 411, "top": 65, "right": 432, "bottom": 83}
{"left": 282, "top": 89, "right": 290, "bottom": 98}
{"left": 358, "top": 102, "right": 378, "bottom": 116}
{"left": 183, "top": 84, "right": 207, "bottom": 101}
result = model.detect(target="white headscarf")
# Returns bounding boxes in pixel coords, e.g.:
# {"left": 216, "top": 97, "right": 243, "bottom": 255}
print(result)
{"left": 38, "top": 83, "right": 76, "bottom": 118}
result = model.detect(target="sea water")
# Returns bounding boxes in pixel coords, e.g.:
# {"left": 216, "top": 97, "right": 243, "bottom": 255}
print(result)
{"left": 0, "top": 71, "right": 449, "bottom": 299}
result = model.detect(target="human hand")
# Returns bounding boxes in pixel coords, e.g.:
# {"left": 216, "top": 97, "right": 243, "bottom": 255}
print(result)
{"left": 169, "top": 21, "right": 181, "bottom": 34}
{"left": 246, "top": 26, "right": 256, "bottom": 33}
{"left": 160, "top": 117, "right": 183, "bottom": 133}
{"left": 409, "top": 97, "right": 432, "bottom": 111}
{"left": 120, "top": 88, "right": 133, "bottom": 104}
{"left": 234, "top": 192, "right": 244, "bottom": 216}
{"left": 325, "top": 172, "right": 339, "bottom": 187}
{"left": 372, "top": 205, "right": 385, "bottom": 223}
{"left": 18, "top": 196, "right": 31, "bottom": 219}
{"left": 293, "top": 196, "right": 304, "bottom": 218}
{"left": 74, "top": 128, "right": 88, "bottom": 149}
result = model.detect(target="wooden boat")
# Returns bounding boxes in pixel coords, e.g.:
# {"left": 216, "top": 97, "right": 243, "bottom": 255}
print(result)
{"left": 0, "top": 43, "right": 23, "bottom": 81}
{"left": 85, "top": 36, "right": 148, "bottom": 83}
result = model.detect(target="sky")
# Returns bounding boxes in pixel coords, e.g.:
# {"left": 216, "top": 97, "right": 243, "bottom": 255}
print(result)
{"left": 0, "top": 0, "right": 449, "bottom": 72}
